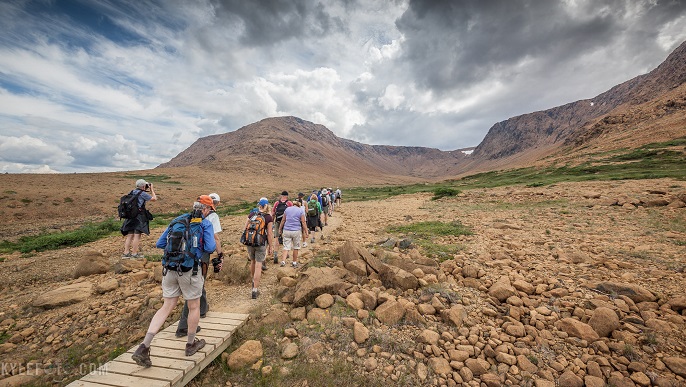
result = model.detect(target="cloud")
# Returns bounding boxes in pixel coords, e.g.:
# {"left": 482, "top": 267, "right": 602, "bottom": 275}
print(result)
{"left": 0, "top": 0, "right": 684, "bottom": 173}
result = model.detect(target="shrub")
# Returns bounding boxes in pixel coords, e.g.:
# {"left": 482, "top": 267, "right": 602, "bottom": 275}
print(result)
{"left": 431, "top": 187, "right": 460, "bottom": 200}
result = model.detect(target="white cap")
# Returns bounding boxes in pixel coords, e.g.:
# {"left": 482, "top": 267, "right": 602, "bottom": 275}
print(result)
{"left": 209, "top": 193, "right": 220, "bottom": 202}
{"left": 135, "top": 179, "right": 148, "bottom": 188}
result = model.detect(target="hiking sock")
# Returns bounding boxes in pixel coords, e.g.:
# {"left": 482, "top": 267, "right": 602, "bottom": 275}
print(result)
{"left": 143, "top": 332, "right": 155, "bottom": 347}
{"left": 187, "top": 332, "right": 196, "bottom": 345}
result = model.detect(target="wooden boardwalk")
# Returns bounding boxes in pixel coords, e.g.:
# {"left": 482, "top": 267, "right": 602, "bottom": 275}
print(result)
{"left": 67, "top": 311, "right": 248, "bottom": 387}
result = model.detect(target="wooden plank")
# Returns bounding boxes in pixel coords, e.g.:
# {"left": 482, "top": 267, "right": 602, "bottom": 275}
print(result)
{"left": 69, "top": 312, "right": 248, "bottom": 387}
{"left": 66, "top": 381, "right": 113, "bottom": 387}
{"left": 81, "top": 371, "right": 170, "bottom": 387}
{"left": 156, "top": 331, "right": 225, "bottom": 345}
{"left": 114, "top": 353, "right": 195, "bottom": 372}
{"left": 150, "top": 338, "right": 216, "bottom": 353}
{"left": 98, "top": 361, "right": 183, "bottom": 385}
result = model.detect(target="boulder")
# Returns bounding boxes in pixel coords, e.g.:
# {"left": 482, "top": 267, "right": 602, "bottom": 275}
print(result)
{"left": 374, "top": 299, "right": 405, "bottom": 326}
{"left": 338, "top": 241, "right": 384, "bottom": 273}
{"left": 558, "top": 370, "right": 583, "bottom": 387}
{"left": 344, "top": 259, "right": 368, "bottom": 276}
{"left": 512, "top": 279, "right": 535, "bottom": 294}
{"left": 595, "top": 282, "right": 656, "bottom": 303}
{"left": 112, "top": 258, "right": 145, "bottom": 274}
{"left": 353, "top": 321, "right": 369, "bottom": 344}
{"left": 32, "top": 282, "right": 93, "bottom": 309}
{"left": 428, "top": 357, "right": 452, "bottom": 375}
{"left": 441, "top": 305, "right": 467, "bottom": 327}
{"left": 417, "top": 329, "right": 440, "bottom": 345}
{"left": 261, "top": 308, "right": 291, "bottom": 325}
{"left": 292, "top": 267, "right": 348, "bottom": 307}
{"left": 281, "top": 343, "right": 298, "bottom": 359}
{"left": 464, "top": 358, "right": 490, "bottom": 376}
{"left": 228, "top": 340, "right": 263, "bottom": 370}
{"left": 95, "top": 278, "right": 119, "bottom": 294}
{"left": 663, "top": 357, "right": 686, "bottom": 378}
{"left": 555, "top": 318, "right": 599, "bottom": 342}
{"left": 315, "top": 293, "right": 334, "bottom": 309}
{"left": 588, "top": 307, "right": 620, "bottom": 337}
{"left": 73, "top": 251, "right": 110, "bottom": 278}
{"left": 488, "top": 275, "right": 518, "bottom": 301}
{"left": 666, "top": 296, "right": 686, "bottom": 312}
{"left": 378, "top": 265, "right": 419, "bottom": 291}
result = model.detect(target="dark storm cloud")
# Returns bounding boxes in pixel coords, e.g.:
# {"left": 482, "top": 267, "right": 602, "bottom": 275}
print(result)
{"left": 211, "top": 0, "right": 346, "bottom": 46}
{"left": 395, "top": 0, "right": 686, "bottom": 93}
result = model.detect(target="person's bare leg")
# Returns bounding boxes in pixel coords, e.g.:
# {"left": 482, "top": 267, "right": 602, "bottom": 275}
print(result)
{"left": 123, "top": 234, "right": 133, "bottom": 254}
{"left": 131, "top": 233, "right": 142, "bottom": 255}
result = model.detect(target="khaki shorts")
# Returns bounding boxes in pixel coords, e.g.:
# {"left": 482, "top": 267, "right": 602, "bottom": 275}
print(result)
{"left": 162, "top": 270, "right": 204, "bottom": 300}
{"left": 282, "top": 229, "right": 302, "bottom": 251}
{"left": 247, "top": 245, "right": 267, "bottom": 262}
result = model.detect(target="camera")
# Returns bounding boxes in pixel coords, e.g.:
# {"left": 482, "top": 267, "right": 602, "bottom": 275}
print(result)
{"left": 211, "top": 256, "right": 222, "bottom": 273}
{"left": 145, "top": 183, "right": 150, "bottom": 190}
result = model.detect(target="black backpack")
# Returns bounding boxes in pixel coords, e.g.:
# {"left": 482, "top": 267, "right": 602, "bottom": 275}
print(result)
{"left": 118, "top": 190, "right": 143, "bottom": 219}
{"left": 274, "top": 201, "right": 288, "bottom": 222}
{"left": 321, "top": 195, "right": 329, "bottom": 206}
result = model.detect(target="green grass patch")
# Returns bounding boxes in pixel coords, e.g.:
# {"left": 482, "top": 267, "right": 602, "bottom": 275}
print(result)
{"left": 0, "top": 219, "right": 121, "bottom": 254}
{"left": 121, "top": 173, "right": 181, "bottom": 184}
{"left": 64, "top": 197, "right": 73, "bottom": 203}
{"left": 387, "top": 221, "right": 472, "bottom": 260}
{"left": 431, "top": 187, "right": 460, "bottom": 200}
{"left": 4, "top": 190, "right": 16, "bottom": 194}
{"left": 388, "top": 220, "right": 472, "bottom": 238}
{"left": 145, "top": 254, "right": 164, "bottom": 263}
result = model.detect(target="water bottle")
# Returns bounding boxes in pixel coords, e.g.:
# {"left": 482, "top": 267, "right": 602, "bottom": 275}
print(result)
{"left": 193, "top": 235, "right": 198, "bottom": 248}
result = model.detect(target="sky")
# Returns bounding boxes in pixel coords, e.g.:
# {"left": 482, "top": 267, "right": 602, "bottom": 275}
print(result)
{"left": 1, "top": 0, "right": 685, "bottom": 173}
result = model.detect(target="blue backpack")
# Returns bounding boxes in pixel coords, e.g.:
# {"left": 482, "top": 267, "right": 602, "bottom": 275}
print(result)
{"left": 162, "top": 213, "right": 203, "bottom": 276}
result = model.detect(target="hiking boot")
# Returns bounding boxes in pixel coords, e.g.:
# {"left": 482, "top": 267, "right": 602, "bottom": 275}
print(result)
{"left": 280, "top": 261, "right": 286, "bottom": 267}
{"left": 311, "top": 237, "right": 315, "bottom": 243}
{"left": 121, "top": 252, "right": 132, "bottom": 259}
{"left": 185, "top": 338, "right": 206, "bottom": 356}
{"left": 132, "top": 344, "right": 152, "bottom": 367}
{"left": 131, "top": 253, "right": 145, "bottom": 258}
{"left": 302, "top": 242, "right": 307, "bottom": 247}
{"left": 174, "top": 326, "right": 201, "bottom": 337}
{"left": 251, "top": 289, "right": 259, "bottom": 299}
{"left": 273, "top": 252, "right": 279, "bottom": 264}
{"left": 291, "top": 261, "right": 299, "bottom": 268}
{"left": 261, "top": 262, "right": 268, "bottom": 271}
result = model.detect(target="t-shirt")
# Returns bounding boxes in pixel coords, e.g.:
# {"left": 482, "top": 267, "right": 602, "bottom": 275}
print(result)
{"left": 282, "top": 206, "right": 304, "bottom": 231}
{"left": 132, "top": 189, "right": 152, "bottom": 208}
{"left": 206, "top": 211, "right": 222, "bottom": 234}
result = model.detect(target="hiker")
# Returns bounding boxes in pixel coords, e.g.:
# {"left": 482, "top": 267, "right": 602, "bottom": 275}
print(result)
{"left": 121, "top": 179, "right": 157, "bottom": 258}
{"left": 320, "top": 189, "right": 331, "bottom": 226}
{"left": 279, "top": 200, "right": 308, "bottom": 268}
{"left": 306, "top": 193, "right": 322, "bottom": 243}
{"left": 296, "top": 192, "right": 308, "bottom": 214}
{"left": 175, "top": 194, "right": 223, "bottom": 337}
{"left": 271, "top": 191, "right": 292, "bottom": 264}
{"left": 244, "top": 197, "right": 274, "bottom": 299}
{"left": 335, "top": 188, "right": 342, "bottom": 206}
{"left": 132, "top": 198, "right": 216, "bottom": 367}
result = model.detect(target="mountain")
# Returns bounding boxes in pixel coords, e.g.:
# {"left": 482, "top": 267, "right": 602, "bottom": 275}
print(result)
{"left": 471, "top": 40, "right": 686, "bottom": 168}
{"left": 158, "top": 116, "right": 473, "bottom": 179}
{"left": 159, "top": 41, "right": 686, "bottom": 179}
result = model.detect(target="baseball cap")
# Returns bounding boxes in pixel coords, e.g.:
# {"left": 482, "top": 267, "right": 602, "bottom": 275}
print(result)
{"left": 197, "top": 195, "right": 215, "bottom": 210}
{"left": 298, "top": 192, "right": 304, "bottom": 197}
{"left": 281, "top": 191, "right": 289, "bottom": 196}
{"left": 135, "top": 179, "right": 148, "bottom": 188}
{"left": 258, "top": 197, "right": 269, "bottom": 207}
{"left": 209, "top": 193, "right": 220, "bottom": 202}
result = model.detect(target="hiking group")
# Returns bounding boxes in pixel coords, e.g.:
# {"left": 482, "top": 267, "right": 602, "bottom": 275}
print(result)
{"left": 118, "top": 179, "right": 341, "bottom": 368}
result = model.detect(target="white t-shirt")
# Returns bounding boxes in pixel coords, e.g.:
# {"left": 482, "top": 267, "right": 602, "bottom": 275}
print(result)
{"left": 206, "top": 212, "right": 222, "bottom": 234}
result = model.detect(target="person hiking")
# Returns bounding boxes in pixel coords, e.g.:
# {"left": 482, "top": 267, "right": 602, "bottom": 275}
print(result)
{"left": 121, "top": 179, "right": 157, "bottom": 258}
{"left": 132, "top": 198, "right": 216, "bottom": 368}
{"left": 306, "top": 193, "right": 322, "bottom": 243}
{"left": 244, "top": 197, "right": 274, "bottom": 299}
{"left": 279, "top": 200, "right": 307, "bottom": 268}
{"left": 271, "top": 191, "right": 292, "bottom": 264}
{"left": 335, "top": 188, "right": 342, "bottom": 206}
{"left": 320, "top": 189, "right": 331, "bottom": 226}
{"left": 175, "top": 194, "right": 222, "bottom": 337}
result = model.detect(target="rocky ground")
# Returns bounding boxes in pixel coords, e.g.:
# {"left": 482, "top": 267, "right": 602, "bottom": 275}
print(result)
{"left": 0, "top": 178, "right": 685, "bottom": 386}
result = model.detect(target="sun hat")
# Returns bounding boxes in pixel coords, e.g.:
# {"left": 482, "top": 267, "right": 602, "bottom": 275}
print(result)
{"left": 135, "top": 179, "right": 148, "bottom": 188}
{"left": 258, "top": 197, "right": 269, "bottom": 207}
{"left": 197, "top": 195, "right": 215, "bottom": 210}
{"left": 209, "top": 193, "right": 220, "bottom": 202}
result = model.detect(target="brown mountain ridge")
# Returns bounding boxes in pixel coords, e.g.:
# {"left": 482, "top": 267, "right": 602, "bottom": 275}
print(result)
{"left": 160, "top": 40, "right": 686, "bottom": 177}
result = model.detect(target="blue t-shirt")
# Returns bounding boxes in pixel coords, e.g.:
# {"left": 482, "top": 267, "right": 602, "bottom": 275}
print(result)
{"left": 131, "top": 188, "right": 152, "bottom": 208}
{"left": 282, "top": 206, "right": 304, "bottom": 231}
